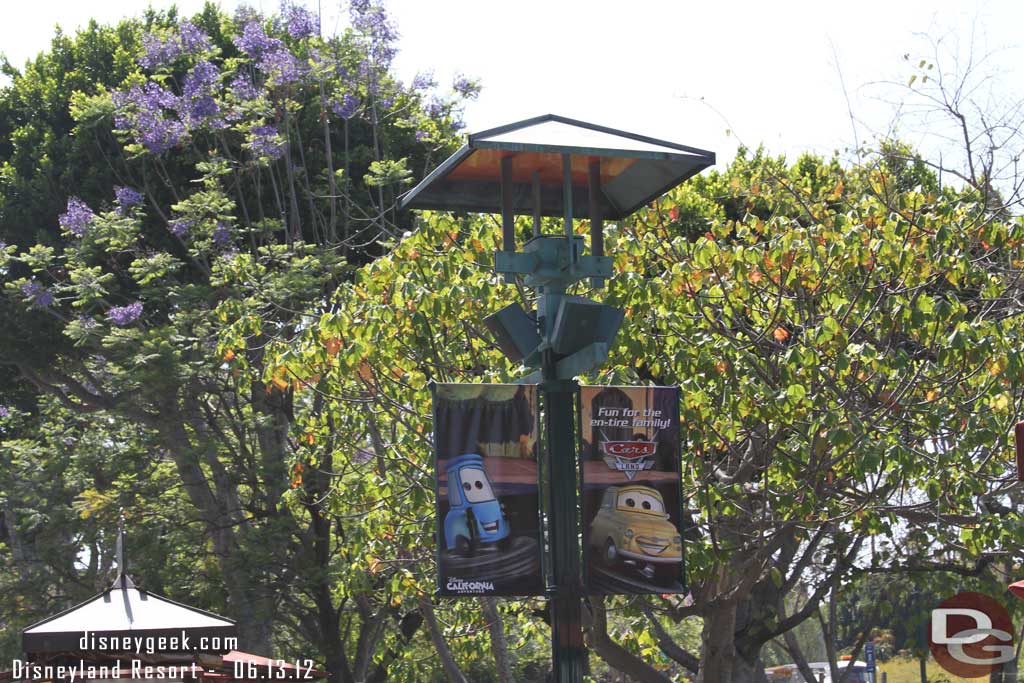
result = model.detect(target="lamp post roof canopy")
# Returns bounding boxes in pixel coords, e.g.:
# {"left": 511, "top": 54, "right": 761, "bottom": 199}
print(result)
{"left": 399, "top": 114, "right": 715, "bottom": 220}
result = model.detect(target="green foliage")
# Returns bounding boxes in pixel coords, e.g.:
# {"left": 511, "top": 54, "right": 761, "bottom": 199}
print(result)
{"left": 279, "top": 144, "right": 1022, "bottom": 676}
{"left": 2, "top": 6, "right": 1023, "bottom": 680}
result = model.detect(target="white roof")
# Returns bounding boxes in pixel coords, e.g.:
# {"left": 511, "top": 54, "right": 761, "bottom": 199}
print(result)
{"left": 25, "top": 586, "right": 235, "bottom": 634}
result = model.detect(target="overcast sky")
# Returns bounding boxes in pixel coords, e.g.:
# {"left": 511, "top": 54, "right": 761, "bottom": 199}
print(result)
{"left": 1, "top": 0, "right": 1021, "bottom": 168}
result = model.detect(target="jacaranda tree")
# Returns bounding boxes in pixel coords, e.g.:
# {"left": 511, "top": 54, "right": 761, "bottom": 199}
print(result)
{"left": 0, "top": 2, "right": 479, "bottom": 680}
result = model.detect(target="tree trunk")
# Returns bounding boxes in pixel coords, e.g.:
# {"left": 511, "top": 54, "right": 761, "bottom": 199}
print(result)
{"left": 589, "top": 597, "right": 672, "bottom": 683}
{"left": 235, "top": 612, "right": 274, "bottom": 656}
{"left": 350, "top": 592, "right": 397, "bottom": 683}
{"left": 697, "top": 601, "right": 770, "bottom": 683}
{"left": 418, "top": 596, "right": 468, "bottom": 683}
{"left": 480, "top": 597, "right": 514, "bottom": 683}
{"left": 365, "top": 610, "right": 423, "bottom": 683}
{"left": 324, "top": 646, "right": 352, "bottom": 683}
{"left": 730, "top": 656, "right": 770, "bottom": 683}
{"left": 308, "top": 442, "right": 354, "bottom": 683}
{"left": 697, "top": 602, "right": 736, "bottom": 683}
{"left": 155, "top": 406, "right": 275, "bottom": 655}
{"left": 315, "top": 592, "right": 352, "bottom": 683}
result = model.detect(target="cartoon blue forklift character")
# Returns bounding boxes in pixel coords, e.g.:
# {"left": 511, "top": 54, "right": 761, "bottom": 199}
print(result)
{"left": 444, "top": 454, "right": 509, "bottom": 555}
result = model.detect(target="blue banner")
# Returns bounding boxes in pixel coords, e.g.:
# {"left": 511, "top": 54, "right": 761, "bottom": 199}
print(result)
{"left": 432, "top": 383, "right": 543, "bottom": 596}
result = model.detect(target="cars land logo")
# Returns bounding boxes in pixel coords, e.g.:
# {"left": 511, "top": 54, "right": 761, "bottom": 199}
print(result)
{"left": 929, "top": 592, "right": 1014, "bottom": 677}
{"left": 601, "top": 439, "right": 657, "bottom": 480}
{"left": 445, "top": 577, "right": 494, "bottom": 594}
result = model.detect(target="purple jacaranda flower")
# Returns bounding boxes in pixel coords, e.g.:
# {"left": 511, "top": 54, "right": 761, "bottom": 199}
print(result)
{"left": 115, "top": 186, "right": 144, "bottom": 211}
{"left": 355, "top": 56, "right": 374, "bottom": 83}
{"left": 423, "top": 96, "right": 445, "bottom": 119}
{"left": 350, "top": 0, "right": 397, "bottom": 50}
{"left": 281, "top": 1, "right": 319, "bottom": 38}
{"left": 178, "top": 21, "right": 211, "bottom": 53}
{"left": 112, "top": 83, "right": 186, "bottom": 153}
{"left": 212, "top": 222, "right": 232, "bottom": 246}
{"left": 137, "top": 115, "right": 188, "bottom": 153}
{"left": 181, "top": 61, "right": 224, "bottom": 127}
{"left": 452, "top": 73, "right": 481, "bottom": 99}
{"left": 330, "top": 93, "right": 359, "bottom": 119}
{"left": 235, "top": 19, "right": 284, "bottom": 58}
{"left": 112, "top": 82, "right": 180, "bottom": 118}
{"left": 184, "top": 60, "right": 220, "bottom": 98}
{"left": 250, "top": 125, "right": 286, "bottom": 159}
{"left": 181, "top": 96, "right": 224, "bottom": 130}
{"left": 110, "top": 102, "right": 139, "bottom": 132}
{"left": 350, "top": 0, "right": 397, "bottom": 67}
{"left": 138, "top": 20, "right": 212, "bottom": 68}
{"left": 168, "top": 219, "right": 192, "bottom": 238}
{"left": 259, "top": 49, "right": 306, "bottom": 85}
{"left": 366, "top": 41, "right": 397, "bottom": 67}
{"left": 59, "top": 197, "right": 95, "bottom": 236}
{"left": 107, "top": 301, "right": 144, "bottom": 326}
{"left": 229, "top": 74, "right": 260, "bottom": 100}
{"left": 187, "top": 96, "right": 223, "bottom": 125}
{"left": 21, "top": 280, "right": 54, "bottom": 307}
{"left": 0, "top": 406, "right": 9, "bottom": 418}
{"left": 415, "top": 129, "right": 429, "bottom": 141}
{"left": 411, "top": 71, "right": 436, "bottom": 91}
{"left": 140, "top": 33, "right": 178, "bottom": 69}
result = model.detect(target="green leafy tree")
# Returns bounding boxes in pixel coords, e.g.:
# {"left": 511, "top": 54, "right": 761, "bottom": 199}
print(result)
{"left": 609, "top": 146, "right": 1022, "bottom": 683}
{"left": 260, "top": 143, "right": 1023, "bottom": 682}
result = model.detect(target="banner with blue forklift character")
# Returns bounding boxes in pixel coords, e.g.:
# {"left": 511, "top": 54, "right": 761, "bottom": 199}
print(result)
{"left": 432, "top": 384, "right": 544, "bottom": 596}
{"left": 580, "top": 386, "right": 686, "bottom": 595}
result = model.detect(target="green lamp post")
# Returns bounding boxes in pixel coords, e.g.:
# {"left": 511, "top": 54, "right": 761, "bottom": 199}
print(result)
{"left": 401, "top": 113, "right": 714, "bottom": 682}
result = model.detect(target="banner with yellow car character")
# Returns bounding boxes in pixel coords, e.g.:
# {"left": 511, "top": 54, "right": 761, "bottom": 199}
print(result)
{"left": 431, "top": 383, "right": 544, "bottom": 596}
{"left": 579, "top": 386, "right": 686, "bottom": 595}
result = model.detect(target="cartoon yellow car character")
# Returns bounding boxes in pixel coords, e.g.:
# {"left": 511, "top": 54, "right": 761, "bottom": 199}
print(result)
{"left": 589, "top": 485, "right": 682, "bottom": 578}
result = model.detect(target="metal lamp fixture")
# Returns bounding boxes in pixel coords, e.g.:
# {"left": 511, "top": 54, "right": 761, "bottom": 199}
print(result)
{"left": 401, "top": 113, "right": 713, "bottom": 683}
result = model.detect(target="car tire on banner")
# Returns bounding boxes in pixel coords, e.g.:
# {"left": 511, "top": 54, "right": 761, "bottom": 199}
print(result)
{"left": 442, "top": 536, "right": 539, "bottom": 582}
{"left": 655, "top": 564, "right": 677, "bottom": 581}
{"left": 603, "top": 539, "right": 618, "bottom": 567}
{"left": 588, "top": 564, "right": 686, "bottom": 596}
{"left": 455, "top": 535, "right": 473, "bottom": 557}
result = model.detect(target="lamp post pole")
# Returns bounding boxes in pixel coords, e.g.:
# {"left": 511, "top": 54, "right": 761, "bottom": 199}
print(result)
{"left": 493, "top": 154, "right": 601, "bottom": 682}
{"left": 399, "top": 114, "right": 715, "bottom": 683}
{"left": 540, "top": 154, "right": 588, "bottom": 682}
{"left": 544, "top": 368, "right": 585, "bottom": 681}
